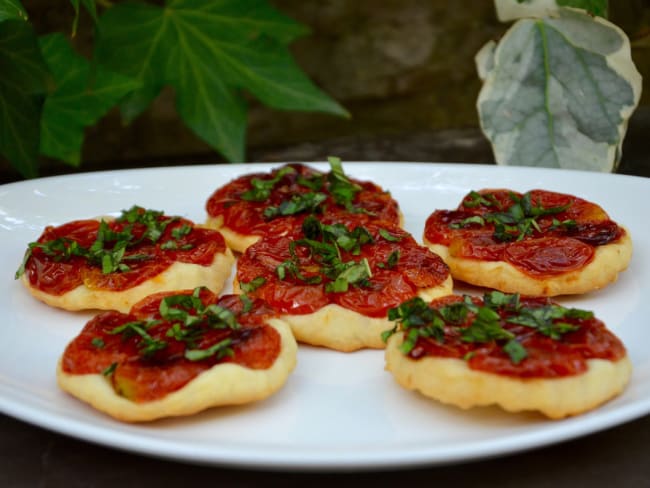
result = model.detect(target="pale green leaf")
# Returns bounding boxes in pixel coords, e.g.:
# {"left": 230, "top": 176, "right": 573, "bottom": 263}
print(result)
{"left": 476, "top": 40, "right": 497, "bottom": 81}
{"left": 0, "top": 20, "right": 49, "bottom": 178}
{"left": 95, "top": 0, "right": 348, "bottom": 163}
{"left": 39, "top": 33, "right": 141, "bottom": 165}
{"left": 496, "top": 0, "right": 608, "bottom": 21}
{"left": 0, "top": 0, "right": 28, "bottom": 22}
{"left": 476, "top": 8, "right": 641, "bottom": 172}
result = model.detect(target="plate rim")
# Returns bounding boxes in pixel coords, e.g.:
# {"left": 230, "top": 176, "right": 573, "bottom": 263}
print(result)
{"left": 1, "top": 161, "right": 648, "bottom": 471}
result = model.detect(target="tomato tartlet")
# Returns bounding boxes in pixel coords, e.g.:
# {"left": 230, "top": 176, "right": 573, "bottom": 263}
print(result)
{"left": 57, "top": 288, "right": 297, "bottom": 422}
{"left": 235, "top": 214, "right": 453, "bottom": 352}
{"left": 383, "top": 292, "right": 631, "bottom": 418}
{"left": 423, "top": 189, "right": 632, "bottom": 296}
{"left": 17, "top": 206, "right": 234, "bottom": 312}
{"left": 205, "top": 157, "right": 402, "bottom": 253}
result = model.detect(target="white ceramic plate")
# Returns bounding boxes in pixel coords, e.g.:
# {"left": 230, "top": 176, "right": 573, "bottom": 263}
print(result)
{"left": 1, "top": 162, "right": 648, "bottom": 471}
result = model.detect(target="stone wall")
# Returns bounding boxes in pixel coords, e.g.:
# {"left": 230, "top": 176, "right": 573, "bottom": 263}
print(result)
{"left": 3, "top": 1, "right": 650, "bottom": 180}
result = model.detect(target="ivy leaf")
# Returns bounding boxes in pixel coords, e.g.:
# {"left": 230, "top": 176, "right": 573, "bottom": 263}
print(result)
{"left": 0, "top": 0, "right": 28, "bottom": 22}
{"left": 556, "top": 0, "right": 607, "bottom": 17}
{"left": 476, "top": 8, "right": 642, "bottom": 172}
{"left": 0, "top": 19, "right": 49, "bottom": 178}
{"left": 94, "top": 0, "right": 348, "bottom": 163}
{"left": 496, "top": 0, "right": 608, "bottom": 21}
{"left": 69, "top": 0, "right": 98, "bottom": 36}
{"left": 38, "top": 33, "right": 141, "bottom": 165}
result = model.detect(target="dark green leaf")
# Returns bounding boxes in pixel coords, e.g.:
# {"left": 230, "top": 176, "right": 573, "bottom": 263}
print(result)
{"left": 0, "top": 0, "right": 28, "bottom": 22}
{"left": 0, "top": 20, "right": 49, "bottom": 177}
{"left": 70, "top": 0, "right": 98, "bottom": 36}
{"left": 557, "top": 0, "right": 607, "bottom": 18}
{"left": 95, "top": 0, "right": 347, "bottom": 163}
{"left": 39, "top": 33, "right": 140, "bottom": 165}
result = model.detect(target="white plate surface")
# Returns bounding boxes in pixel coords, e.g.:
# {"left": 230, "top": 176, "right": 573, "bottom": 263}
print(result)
{"left": 0, "top": 162, "right": 648, "bottom": 471}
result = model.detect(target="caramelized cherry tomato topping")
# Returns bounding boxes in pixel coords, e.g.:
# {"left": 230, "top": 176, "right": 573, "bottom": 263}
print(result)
{"left": 237, "top": 216, "right": 449, "bottom": 317}
{"left": 388, "top": 293, "right": 626, "bottom": 378}
{"left": 423, "top": 189, "right": 625, "bottom": 277}
{"left": 61, "top": 290, "right": 281, "bottom": 402}
{"left": 206, "top": 163, "right": 401, "bottom": 237}
{"left": 20, "top": 208, "right": 227, "bottom": 295}
{"left": 503, "top": 237, "right": 594, "bottom": 277}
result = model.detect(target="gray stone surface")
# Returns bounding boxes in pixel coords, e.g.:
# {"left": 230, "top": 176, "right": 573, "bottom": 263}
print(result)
{"left": 2, "top": 1, "right": 648, "bottom": 180}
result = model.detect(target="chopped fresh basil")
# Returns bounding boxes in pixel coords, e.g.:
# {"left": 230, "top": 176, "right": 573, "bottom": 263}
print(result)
{"left": 378, "top": 228, "right": 403, "bottom": 242}
{"left": 165, "top": 322, "right": 202, "bottom": 347}
{"left": 386, "top": 291, "right": 593, "bottom": 366}
{"left": 91, "top": 337, "right": 105, "bottom": 349}
{"left": 185, "top": 338, "right": 234, "bottom": 362}
{"left": 15, "top": 238, "right": 84, "bottom": 278}
{"left": 462, "top": 190, "right": 500, "bottom": 208}
{"left": 454, "top": 191, "right": 571, "bottom": 242}
{"left": 274, "top": 216, "right": 376, "bottom": 293}
{"left": 102, "top": 362, "right": 117, "bottom": 376}
{"left": 16, "top": 206, "right": 188, "bottom": 278}
{"left": 503, "top": 339, "right": 527, "bottom": 364}
{"left": 326, "top": 156, "right": 362, "bottom": 211}
{"left": 377, "top": 250, "right": 400, "bottom": 269}
{"left": 449, "top": 215, "right": 485, "bottom": 229}
{"left": 99, "top": 288, "right": 245, "bottom": 361}
{"left": 159, "top": 291, "right": 241, "bottom": 331}
{"left": 241, "top": 166, "right": 296, "bottom": 202}
{"left": 239, "top": 294, "right": 254, "bottom": 313}
{"left": 171, "top": 224, "right": 192, "bottom": 239}
{"left": 438, "top": 301, "right": 469, "bottom": 324}
{"left": 239, "top": 276, "right": 267, "bottom": 294}
{"left": 506, "top": 303, "right": 588, "bottom": 339}
{"left": 385, "top": 297, "right": 446, "bottom": 353}
{"left": 263, "top": 192, "right": 327, "bottom": 219}
{"left": 483, "top": 290, "right": 520, "bottom": 310}
{"left": 460, "top": 307, "right": 514, "bottom": 343}
{"left": 108, "top": 320, "right": 167, "bottom": 356}
{"left": 296, "top": 173, "right": 324, "bottom": 191}
{"left": 325, "top": 258, "right": 372, "bottom": 293}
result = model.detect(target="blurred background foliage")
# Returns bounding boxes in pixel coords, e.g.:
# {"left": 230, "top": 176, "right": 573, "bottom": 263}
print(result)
{"left": 2, "top": 0, "right": 649, "bottom": 182}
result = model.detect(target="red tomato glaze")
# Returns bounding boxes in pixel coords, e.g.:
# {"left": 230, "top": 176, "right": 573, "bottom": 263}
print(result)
{"left": 24, "top": 210, "right": 227, "bottom": 295}
{"left": 424, "top": 189, "right": 625, "bottom": 277}
{"left": 61, "top": 291, "right": 281, "bottom": 402}
{"left": 205, "top": 163, "right": 401, "bottom": 236}
{"left": 407, "top": 295, "right": 626, "bottom": 378}
{"left": 237, "top": 216, "right": 450, "bottom": 318}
